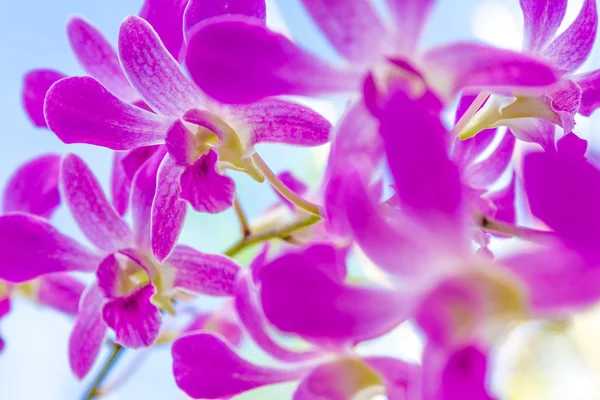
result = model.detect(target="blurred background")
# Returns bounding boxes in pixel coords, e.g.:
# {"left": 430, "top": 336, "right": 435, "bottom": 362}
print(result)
{"left": 0, "top": 0, "right": 599, "bottom": 398}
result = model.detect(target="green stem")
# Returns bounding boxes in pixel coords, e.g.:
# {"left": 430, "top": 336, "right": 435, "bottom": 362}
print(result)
{"left": 233, "top": 195, "right": 251, "bottom": 237}
{"left": 224, "top": 214, "right": 322, "bottom": 257}
{"left": 81, "top": 343, "right": 125, "bottom": 400}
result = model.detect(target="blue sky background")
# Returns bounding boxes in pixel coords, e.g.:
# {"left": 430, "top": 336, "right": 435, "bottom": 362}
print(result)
{"left": 0, "top": 0, "right": 598, "bottom": 399}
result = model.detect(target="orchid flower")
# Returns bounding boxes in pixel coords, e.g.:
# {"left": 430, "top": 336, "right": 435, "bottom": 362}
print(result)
{"left": 0, "top": 154, "right": 86, "bottom": 352}
{"left": 457, "top": 0, "right": 599, "bottom": 151}
{"left": 0, "top": 152, "right": 242, "bottom": 378}
{"left": 44, "top": 13, "right": 331, "bottom": 262}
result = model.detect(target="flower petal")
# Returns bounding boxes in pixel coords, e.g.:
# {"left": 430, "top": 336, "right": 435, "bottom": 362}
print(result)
{"left": 152, "top": 155, "right": 188, "bottom": 262}
{"left": 186, "top": 16, "right": 359, "bottom": 104}
{"left": 523, "top": 151, "right": 600, "bottom": 256}
{"left": 294, "top": 358, "right": 385, "bottom": 400}
{"left": 464, "top": 129, "right": 515, "bottom": 188}
{"left": 36, "top": 274, "right": 85, "bottom": 316}
{"left": 184, "top": 0, "right": 267, "bottom": 41}
{"left": 22, "top": 69, "right": 67, "bottom": 128}
{"left": 485, "top": 172, "right": 517, "bottom": 225}
{"left": 422, "top": 43, "right": 559, "bottom": 98}
{"left": 440, "top": 346, "right": 494, "bottom": 400}
{"left": 61, "top": 154, "right": 133, "bottom": 252}
{"left": 519, "top": 0, "right": 568, "bottom": 52}
{"left": 69, "top": 285, "right": 107, "bottom": 379}
{"left": 575, "top": 69, "right": 600, "bottom": 116}
{"left": 168, "top": 245, "right": 240, "bottom": 296}
{"left": 229, "top": 98, "right": 332, "bottom": 147}
{"left": 119, "top": 16, "right": 205, "bottom": 117}
{"left": 139, "top": 0, "right": 189, "bottom": 61}
{"left": 164, "top": 120, "right": 198, "bottom": 166}
{"left": 44, "top": 76, "right": 170, "bottom": 150}
{"left": 364, "top": 356, "right": 422, "bottom": 399}
{"left": 2, "top": 154, "right": 61, "bottom": 218}
{"left": 66, "top": 17, "right": 138, "bottom": 102}
{"left": 234, "top": 272, "right": 321, "bottom": 362}
{"left": 182, "top": 310, "right": 244, "bottom": 347}
{"left": 0, "top": 213, "right": 100, "bottom": 283}
{"left": 259, "top": 245, "right": 406, "bottom": 346}
{"left": 180, "top": 150, "right": 235, "bottom": 213}
{"left": 542, "top": 0, "right": 598, "bottom": 73}
{"left": 299, "top": 0, "right": 388, "bottom": 62}
{"left": 102, "top": 284, "right": 161, "bottom": 348}
{"left": 111, "top": 152, "right": 130, "bottom": 217}
{"left": 385, "top": 0, "right": 436, "bottom": 54}
{"left": 172, "top": 332, "right": 305, "bottom": 399}
{"left": 505, "top": 118, "right": 555, "bottom": 151}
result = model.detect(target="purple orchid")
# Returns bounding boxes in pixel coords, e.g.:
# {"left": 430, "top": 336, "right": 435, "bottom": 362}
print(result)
{"left": 457, "top": 0, "right": 599, "bottom": 151}
{"left": 44, "top": 13, "right": 331, "bottom": 262}
{"left": 0, "top": 152, "right": 242, "bottom": 378}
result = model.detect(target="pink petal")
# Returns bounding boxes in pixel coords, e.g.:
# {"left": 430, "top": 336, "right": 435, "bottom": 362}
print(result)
{"left": 523, "top": 151, "right": 600, "bottom": 255}
{"left": 440, "top": 346, "right": 493, "bottom": 400}
{"left": 381, "top": 89, "right": 464, "bottom": 222}
{"left": 61, "top": 154, "right": 133, "bottom": 252}
{"left": 505, "top": 119, "right": 556, "bottom": 151}
{"left": 36, "top": 274, "right": 85, "bottom": 316}
{"left": 172, "top": 332, "right": 306, "bottom": 399}
{"left": 44, "top": 76, "right": 170, "bottom": 150}
{"left": 69, "top": 285, "right": 107, "bottom": 379}
{"left": 2, "top": 154, "right": 61, "bottom": 218}
{"left": 385, "top": 0, "right": 436, "bottom": 54}
{"left": 557, "top": 132, "right": 588, "bottom": 158}
{"left": 299, "top": 0, "right": 388, "bottom": 62}
{"left": 168, "top": 245, "right": 241, "bottom": 296}
{"left": 542, "top": 0, "right": 598, "bottom": 73}
{"left": 165, "top": 120, "right": 198, "bottom": 166}
{"left": 464, "top": 129, "right": 515, "bottom": 188}
{"left": 102, "top": 284, "right": 161, "bottom": 348}
{"left": 96, "top": 253, "right": 126, "bottom": 299}
{"left": 22, "top": 69, "right": 67, "bottom": 128}
{"left": 234, "top": 272, "right": 321, "bottom": 362}
{"left": 180, "top": 150, "right": 235, "bottom": 213}
{"left": 186, "top": 16, "right": 359, "bottom": 104}
{"left": 139, "top": 0, "right": 189, "bottom": 62}
{"left": 423, "top": 43, "right": 559, "bottom": 98}
{"left": 66, "top": 17, "right": 138, "bottom": 102}
{"left": 519, "top": 0, "right": 567, "bottom": 52}
{"left": 182, "top": 310, "right": 244, "bottom": 347}
{"left": 111, "top": 152, "right": 130, "bottom": 216}
{"left": 152, "top": 155, "right": 188, "bottom": 262}
{"left": 0, "top": 213, "right": 100, "bottom": 283}
{"left": 131, "top": 149, "right": 166, "bottom": 252}
{"left": 485, "top": 172, "right": 517, "bottom": 225}
{"left": 364, "top": 357, "right": 422, "bottom": 400}
{"left": 119, "top": 16, "right": 205, "bottom": 117}
{"left": 229, "top": 98, "right": 332, "bottom": 147}
{"left": 259, "top": 245, "right": 406, "bottom": 347}
{"left": 294, "top": 357, "right": 388, "bottom": 400}
{"left": 501, "top": 247, "right": 600, "bottom": 313}
{"left": 184, "top": 0, "right": 267, "bottom": 40}
{"left": 575, "top": 69, "right": 600, "bottom": 116}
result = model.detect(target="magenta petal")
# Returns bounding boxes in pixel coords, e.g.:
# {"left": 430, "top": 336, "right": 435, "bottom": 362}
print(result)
{"left": 464, "top": 130, "right": 515, "bottom": 188}
{"left": 385, "top": 0, "right": 435, "bottom": 54}
{"left": 542, "top": 0, "right": 598, "bottom": 73}
{"left": 485, "top": 172, "right": 517, "bottom": 225}
{"left": 423, "top": 43, "right": 559, "bottom": 97}
{"left": 557, "top": 132, "right": 588, "bottom": 158}
{"left": 172, "top": 332, "right": 305, "bottom": 399}
{"left": 37, "top": 274, "right": 85, "bottom": 316}
{"left": 523, "top": 151, "right": 600, "bottom": 255}
{"left": 119, "top": 16, "right": 205, "bottom": 117}
{"left": 576, "top": 69, "right": 600, "bottom": 116}
{"left": 520, "top": 0, "right": 567, "bottom": 52}
{"left": 184, "top": 0, "right": 267, "bottom": 40}
{"left": 183, "top": 311, "right": 244, "bottom": 347}
{"left": 152, "top": 155, "right": 188, "bottom": 262}
{"left": 505, "top": 119, "right": 555, "bottom": 151}
{"left": 381, "top": 89, "right": 463, "bottom": 221}
{"left": 22, "top": 69, "right": 67, "bottom": 128}
{"left": 45, "top": 76, "right": 170, "bottom": 150}
{"left": 69, "top": 285, "right": 107, "bottom": 379}
{"left": 96, "top": 253, "right": 125, "bottom": 299}
{"left": 186, "top": 16, "right": 359, "bottom": 103}
{"left": 180, "top": 151, "right": 235, "bottom": 213}
{"left": 2, "top": 154, "right": 61, "bottom": 218}
{"left": 259, "top": 245, "right": 406, "bottom": 346}
{"left": 441, "top": 346, "right": 493, "bottom": 400}
{"left": 102, "top": 284, "right": 161, "bottom": 348}
{"left": 300, "top": 0, "right": 388, "bottom": 62}
{"left": 165, "top": 120, "right": 197, "bottom": 166}
{"left": 364, "top": 357, "right": 422, "bottom": 400}
{"left": 168, "top": 245, "right": 240, "bottom": 296}
{"left": 67, "top": 17, "right": 138, "bottom": 102}
{"left": 140, "top": 0, "right": 189, "bottom": 61}
{"left": 0, "top": 213, "right": 100, "bottom": 283}
{"left": 111, "top": 152, "right": 130, "bottom": 216}
{"left": 234, "top": 273, "right": 321, "bottom": 362}
{"left": 230, "top": 98, "right": 332, "bottom": 147}
{"left": 61, "top": 154, "right": 133, "bottom": 252}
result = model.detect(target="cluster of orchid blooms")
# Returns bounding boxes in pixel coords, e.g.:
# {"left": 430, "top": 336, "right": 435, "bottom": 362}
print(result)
{"left": 3, "top": 0, "right": 600, "bottom": 398}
